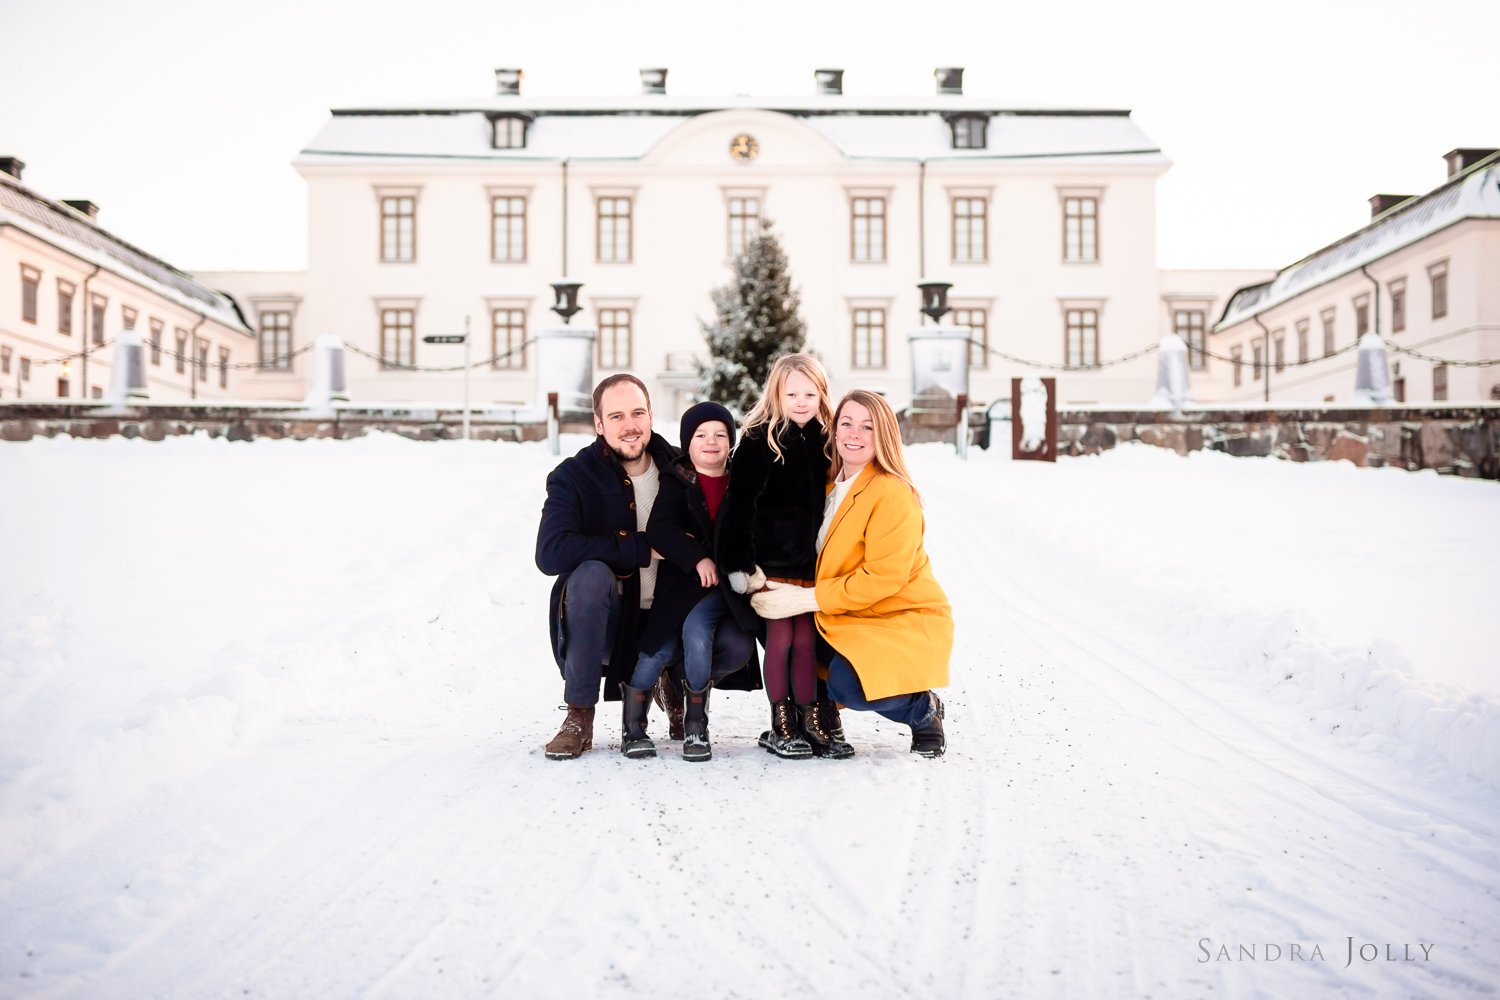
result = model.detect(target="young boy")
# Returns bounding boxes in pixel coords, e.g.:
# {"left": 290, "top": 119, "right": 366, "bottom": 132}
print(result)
{"left": 620, "top": 402, "right": 757, "bottom": 761}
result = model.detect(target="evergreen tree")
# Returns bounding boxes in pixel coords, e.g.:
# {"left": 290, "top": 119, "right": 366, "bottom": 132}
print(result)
{"left": 698, "top": 221, "right": 807, "bottom": 414}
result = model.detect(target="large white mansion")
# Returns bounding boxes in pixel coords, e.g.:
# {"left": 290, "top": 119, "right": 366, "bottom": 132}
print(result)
{"left": 202, "top": 67, "right": 1266, "bottom": 414}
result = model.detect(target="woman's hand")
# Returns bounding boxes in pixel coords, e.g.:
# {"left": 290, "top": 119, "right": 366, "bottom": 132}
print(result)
{"left": 695, "top": 558, "right": 719, "bottom": 587}
{"left": 751, "top": 580, "right": 819, "bottom": 619}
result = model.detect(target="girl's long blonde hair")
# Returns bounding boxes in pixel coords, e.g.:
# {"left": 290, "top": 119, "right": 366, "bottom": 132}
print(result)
{"left": 832, "top": 389, "right": 921, "bottom": 501}
{"left": 741, "top": 353, "right": 834, "bottom": 463}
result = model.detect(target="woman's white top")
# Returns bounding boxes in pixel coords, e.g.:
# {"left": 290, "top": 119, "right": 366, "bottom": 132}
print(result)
{"left": 816, "top": 472, "right": 860, "bottom": 553}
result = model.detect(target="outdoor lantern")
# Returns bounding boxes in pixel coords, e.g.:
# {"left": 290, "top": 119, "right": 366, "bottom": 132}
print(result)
{"left": 918, "top": 281, "right": 953, "bottom": 324}
{"left": 550, "top": 281, "right": 583, "bottom": 324}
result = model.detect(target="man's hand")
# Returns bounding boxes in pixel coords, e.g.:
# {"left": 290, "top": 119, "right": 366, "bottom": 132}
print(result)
{"left": 751, "top": 580, "right": 819, "bottom": 619}
{"left": 695, "top": 558, "right": 719, "bottom": 587}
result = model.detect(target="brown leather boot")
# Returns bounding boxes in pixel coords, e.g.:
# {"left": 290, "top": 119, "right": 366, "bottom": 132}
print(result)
{"left": 544, "top": 705, "right": 595, "bottom": 760}
{"left": 653, "top": 673, "right": 686, "bottom": 741}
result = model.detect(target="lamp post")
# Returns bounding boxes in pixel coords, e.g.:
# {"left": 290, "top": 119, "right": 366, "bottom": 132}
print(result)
{"left": 917, "top": 281, "right": 953, "bottom": 324}
{"left": 550, "top": 281, "right": 583, "bottom": 325}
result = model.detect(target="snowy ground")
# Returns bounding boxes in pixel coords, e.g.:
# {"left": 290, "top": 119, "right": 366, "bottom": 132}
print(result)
{"left": 2, "top": 434, "right": 1497, "bottom": 999}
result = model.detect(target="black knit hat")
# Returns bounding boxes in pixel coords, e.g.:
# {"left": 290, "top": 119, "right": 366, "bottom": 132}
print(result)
{"left": 679, "top": 401, "right": 737, "bottom": 451}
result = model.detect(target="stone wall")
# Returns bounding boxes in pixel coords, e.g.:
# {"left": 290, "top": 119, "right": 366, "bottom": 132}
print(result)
{"left": 1054, "top": 406, "right": 1500, "bottom": 479}
{"left": 0, "top": 403, "right": 596, "bottom": 444}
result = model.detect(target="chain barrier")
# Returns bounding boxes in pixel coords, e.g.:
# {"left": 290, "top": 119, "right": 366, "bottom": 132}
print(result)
{"left": 31, "top": 339, "right": 117, "bottom": 366}
{"left": 977, "top": 341, "right": 1161, "bottom": 372}
{"left": 340, "top": 338, "right": 535, "bottom": 372}
{"left": 1385, "top": 343, "right": 1500, "bottom": 368}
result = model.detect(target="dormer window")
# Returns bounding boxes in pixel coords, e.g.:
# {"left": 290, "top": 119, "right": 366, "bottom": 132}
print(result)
{"left": 491, "top": 114, "right": 529, "bottom": 150}
{"left": 948, "top": 114, "right": 988, "bottom": 150}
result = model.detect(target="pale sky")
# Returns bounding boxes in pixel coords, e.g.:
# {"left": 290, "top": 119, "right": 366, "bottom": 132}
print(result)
{"left": 3, "top": 0, "right": 1495, "bottom": 274}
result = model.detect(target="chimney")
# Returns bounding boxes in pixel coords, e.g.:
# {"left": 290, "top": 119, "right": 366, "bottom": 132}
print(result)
{"left": 639, "top": 68, "right": 667, "bottom": 95}
{"left": 1444, "top": 147, "right": 1499, "bottom": 177}
{"left": 494, "top": 68, "right": 522, "bottom": 96}
{"left": 814, "top": 68, "right": 844, "bottom": 96}
{"left": 1368, "top": 193, "right": 1413, "bottom": 218}
{"left": 0, "top": 157, "right": 23, "bottom": 180}
{"left": 934, "top": 67, "right": 964, "bottom": 95}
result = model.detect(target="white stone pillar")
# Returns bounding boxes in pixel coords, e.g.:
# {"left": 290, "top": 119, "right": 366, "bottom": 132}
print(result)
{"left": 106, "top": 324, "right": 148, "bottom": 405}
{"left": 1354, "top": 332, "right": 1394, "bottom": 404}
{"left": 302, "top": 333, "right": 348, "bottom": 415}
{"left": 1152, "top": 332, "right": 1191, "bottom": 412}
{"left": 535, "top": 327, "right": 596, "bottom": 417}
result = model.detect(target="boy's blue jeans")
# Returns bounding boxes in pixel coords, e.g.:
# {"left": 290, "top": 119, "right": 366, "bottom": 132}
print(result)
{"left": 629, "top": 590, "right": 733, "bottom": 692}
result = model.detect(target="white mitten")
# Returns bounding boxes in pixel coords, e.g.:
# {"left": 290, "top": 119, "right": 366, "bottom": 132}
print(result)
{"left": 750, "top": 582, "right": 819, "bottom": 620}
{"left": 728, "top": 571, "right": 750, "bottom": 594}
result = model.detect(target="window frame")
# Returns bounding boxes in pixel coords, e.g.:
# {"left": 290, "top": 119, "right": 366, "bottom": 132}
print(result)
{"left": 1353, "top": 293, "right": 1370, "bottom": 338}
{"left": 1173, "top": 308, "right": 1207, "bottom": 371}
{"left": 375, "top": 187, "right": 420, "bottom": 264}
{"left": 376, "top": 302, "right": 418, "bottom": 369}
{"left": 951, "top": 304, "right": 990, "bottom": 370}
{"left": 1428, "top": 259, "right": 1449, "bottom": 319}
{"left": 1059, "top": 189, "right": 1101, "bottom": 263}
{"left": 1321, "top": 307, "right": 1336, "bottom": 357}
{"left": 1389, "top": 277, "right": 1407, "bottom": 334}
{"left": 850, "top": 304, "right": 888, "bottom": 370}
{"left": 1295, "top": 318, "right": 1309, "bottom": 364}
{"left": 149, "top": 318, "right": 164, "bottom": 366}
{"left": 595, "top": 194, "right": 633, "bottom": 264}
{"left": 174, "top": 329, "right": 188, "bottom": 375}
{"left": 20, "top": 264, "right": 40, "bottom": 324}
{"left": 257, "top": 309, "right": 294, "bottom": 369}
{"left": 489, "top": 303, "right": 529, "bottom": 369}
{"left": 595, "top": 305, "right": 634, "bottom": 369}
{"left": 1231, "top": 346, "right": 1243, "bottom": 387}
{"left": 489, "top": 189, "right": 530, "bottom": 263}
{"left": 57, "top": 278, "right": 75, "bottom": 337}
{"left": 849, "top": 193, "right": 888, "bottom": 264}
{"left": 90, "top": 294, "right": 107, "bottom": 346}
{"left": 948, "top": 114, "right": 988, "bottom": 150}
{"left": 1432, "top": 363, "right": 1448, "bottom": 401}
{"left": 950, "top": 193, "right": 989, "bottom": 264}
{"left": 1063, "top": 306, "right": 1100, "bottom": 369}
{"left": 724, "top": 191, "right": 763, "bottom": 260}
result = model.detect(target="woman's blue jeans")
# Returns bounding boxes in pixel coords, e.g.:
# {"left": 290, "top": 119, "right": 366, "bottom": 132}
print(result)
{"left": 826, "top": 653, "right": 935, "bottom": 727}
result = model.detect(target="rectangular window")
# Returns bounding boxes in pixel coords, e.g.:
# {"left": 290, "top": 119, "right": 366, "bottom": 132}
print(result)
{"left": 596, "top": 196, "right": 632, "bottom": 263}
{"left": 492, "top": 307, "right": 527, "bottom": 368}
{"left": 851, "top": 307, "right": 887, "bottom": 369}
{"left": 150, "top": 319, "right": 163, "bottom": 366}
{"left": 1354, "top": 294, "right": 1370, "bottom": 338}
{"left": 258, "top": 310, "right": 293, "bottom": 369}
{"left": 597, "top": 307, "right": 633, "bottom": 368}
{"left": 1231, "top": 346, "right": 1243, "bottom": 387}
{"left": 493, "top": 116, "right": 526, "bottom": 149}
{"left": 218, "top": 347, "right": 230, "bottom": 389}
{"left": 1252, "top": 341, "right": 1264, "bottom": 380}
{"left": 1296, "top": 319, "right": 1309, "bottom": 363}
{"left": 1272, "top": 332, "right": 1285, "bottom": 373}
{"left": 1432, "top": 364, "right": 1448, "bottom": 401}
{"left": 57, "top": 377, "right": 70, "bottom": 398}
{"left": 727, "top": 196, "right": 761, "bottom": 258}
{"left": 952, "top": 197, "right": 987, "bottom": 263}
{"left": 380, "top": 308, "right": 416, "bottom": 368}
{"left": 1064, "top": 308, "right": 1099, "bottom": 368}
{"left": 196, "top": 340, "right": 209, "bottom": 382}
{"left": 1393, "top": 376, "right": 1406, "bottom": 403}
{"left": 57, "top": 279, "right": 75, "bottom": 337}
{"left": 380, "top": 195, "right": 416, "bottom": 262}
{"left": 1063, "top": 197, "right": 1098, "bottom": 261}
{"left": 90, "top": 295, "right": 106, "bottom": 345}
{"left": 0, "top": 345, "right": 10, "bottom": 374}
{"left": 492, "top": 195, "right": 527, "bottom": 262}
{"left": 1389, "top": 279, "right": 1406, "bottom": 333}
{"left": 174, "top": 330, "right": 188, "bottom": 374}
{"left": 1174, "top": 309, "right": 1206, "bottom": 370}
{"left": 951, "top": 116, "right": 987, "bottom": 149}
{"left": 90, "top": 385, "right": 102, "bottom": 399}
{"left": 122, "top": 305, "right": 138, "bottom": 333}
{"left": 851, "top": 196, "right": 886, "bottom": 263}
{"left": 1321, "top": 308, "right": 1336, "bottom": 357}
{"left": 1429, "top": 260, "right": 1448, "bottom": 319}
{"left": 952, "top": 306, "right": 988, "bottom": 369}
{"left": 20, "top": 357, "right": 31, "bottom": 382}
{"left": 20, "top": 265, "right": 40, "bottom": 324}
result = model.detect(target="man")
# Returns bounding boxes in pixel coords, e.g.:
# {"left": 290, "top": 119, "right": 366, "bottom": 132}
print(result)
{"left": 535, "top": 374, "right": 756, "bottom": 759}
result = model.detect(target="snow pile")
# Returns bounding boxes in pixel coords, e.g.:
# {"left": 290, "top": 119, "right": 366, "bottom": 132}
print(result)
{"left": 925, "top": 442, "right": 1499, "bottom": 788}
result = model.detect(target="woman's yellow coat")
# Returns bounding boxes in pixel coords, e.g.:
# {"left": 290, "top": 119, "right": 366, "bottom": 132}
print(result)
{"left": 813, "top": 465, "right": 953, "bottom": 700}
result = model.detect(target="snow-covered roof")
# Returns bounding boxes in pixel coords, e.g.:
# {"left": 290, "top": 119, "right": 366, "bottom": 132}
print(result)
{"left": 0, "top": 174, "right": 250, "bottom": 334}
{"left": 297, "top": 98, "right": 1166, "bottom": 166}
{"left": 1216, "top": 154, "right": 1500, "bottom": 331}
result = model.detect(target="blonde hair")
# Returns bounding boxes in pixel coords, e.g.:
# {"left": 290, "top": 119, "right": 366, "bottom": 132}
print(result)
{"left": 832, "top": 390, "right": 921, "bottom": 501}
{"left": 741, "top": 353, "right": 834, "bottom": 463}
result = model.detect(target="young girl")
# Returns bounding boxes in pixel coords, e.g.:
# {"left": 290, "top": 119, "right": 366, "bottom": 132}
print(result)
{"left": 723, "top": 354, "right": 851, "bottom": 759}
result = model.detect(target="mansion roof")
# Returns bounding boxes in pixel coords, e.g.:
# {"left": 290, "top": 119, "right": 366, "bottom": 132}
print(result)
{"left": 298, "top": 96, "right": 1168, "bottom": 167}
{"left": 1217, "top": 153, "right": 1500, "bottom": 331}
{"left": 0, "top": 174, "right": 250, "bottom": 333}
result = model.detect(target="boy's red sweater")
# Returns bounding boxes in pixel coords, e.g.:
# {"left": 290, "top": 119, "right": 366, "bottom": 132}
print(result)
{"left": 699, "top": 472, "right": 728, "bottom": 521}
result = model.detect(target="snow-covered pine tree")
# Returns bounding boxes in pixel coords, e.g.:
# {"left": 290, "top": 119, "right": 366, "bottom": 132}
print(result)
{"left": 698, "top": 221, "right": 807, "bottom": 415}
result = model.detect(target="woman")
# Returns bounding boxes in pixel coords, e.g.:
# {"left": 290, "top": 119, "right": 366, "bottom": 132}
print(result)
{"left": 751, "top": 390, "right": 951, "bottom": 757}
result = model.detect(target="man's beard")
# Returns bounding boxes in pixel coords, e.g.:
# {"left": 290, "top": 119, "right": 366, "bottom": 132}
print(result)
{"left": 608, "top": 437, "right": 646, "bottom": 464}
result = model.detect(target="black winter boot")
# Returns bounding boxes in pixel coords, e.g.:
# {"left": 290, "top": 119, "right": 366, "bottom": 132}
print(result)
{"left": 620, "top": 683, "right": 657, "bottom": 758}
{"left": 764, "top": 700, "right": 813, "bottom": 759}
{"left": 799, "top": 702, "right": 854, "bottom": 759}
{"left": 682, "top": 683, "right": 712, "bottom": 762}
{"left": 654, "top": 672, "right": 686, "bottom": 741}
{"left": 910, "top": 693, "right": 946, "bottom": 758}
